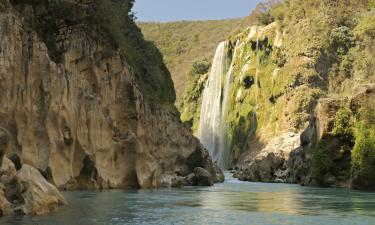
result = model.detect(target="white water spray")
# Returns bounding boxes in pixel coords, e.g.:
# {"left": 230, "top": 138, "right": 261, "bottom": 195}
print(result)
{"left": 198, "top": 41, "right": 232, "bottom": 169}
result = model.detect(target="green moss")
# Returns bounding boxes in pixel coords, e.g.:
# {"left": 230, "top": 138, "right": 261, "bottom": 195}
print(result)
{"left": 179, "top": 71, "right": 208, "bottom": 133}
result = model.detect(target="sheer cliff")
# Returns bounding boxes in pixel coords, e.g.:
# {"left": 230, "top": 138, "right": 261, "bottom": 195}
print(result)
{"left": 0, "top": 0, "right": 222, "bottom": 206}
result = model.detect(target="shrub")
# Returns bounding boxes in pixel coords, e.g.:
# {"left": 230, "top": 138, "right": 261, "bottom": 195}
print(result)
{"left": 354, "top": 12, "right": 375, "bottom": 40}
{"left": 352, "top": 124, "right": 375, "bottom": 180}
{"left": 312, "top": 145, "right": 332, "bottom": 179}
{"left": 351, "top": 101, "right": 375, "bottom": 180}
{"left": 329, "top": 26, "right": 354, "bottom": 57}
{"left": 332, "top": 108, "right": 354, "bottom": 142}
{"left": 270, "top": 2, "right": 286, "bottom": 22}
{"left": 191, "top": 59, "right": 211, "bottom": 75}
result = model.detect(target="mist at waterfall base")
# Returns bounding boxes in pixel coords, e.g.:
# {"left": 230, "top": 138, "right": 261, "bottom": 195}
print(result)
{"left": 198, "top": 41, "right": 232, "bottom": 169}
{"left": 5, "top": 173, "right": 375, "bottom": 225}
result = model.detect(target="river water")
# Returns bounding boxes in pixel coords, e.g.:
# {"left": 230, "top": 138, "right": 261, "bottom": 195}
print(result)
{"left": 2, "top": 172, "right": 375, "bottom": 225}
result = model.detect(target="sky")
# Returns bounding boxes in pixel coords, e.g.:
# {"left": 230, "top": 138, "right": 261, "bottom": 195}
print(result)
{"left": 133, "top": 0, "right": 263, "bottom": 22}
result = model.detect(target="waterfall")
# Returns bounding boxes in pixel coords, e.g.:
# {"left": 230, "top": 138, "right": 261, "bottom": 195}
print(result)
{"left": 198, "top": 41, "right": 232, "bottom": 169}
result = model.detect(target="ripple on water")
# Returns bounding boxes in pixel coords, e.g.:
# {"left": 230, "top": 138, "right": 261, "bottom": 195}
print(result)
{"left": 1, "top": 173, "right": 375, "bottom": 225}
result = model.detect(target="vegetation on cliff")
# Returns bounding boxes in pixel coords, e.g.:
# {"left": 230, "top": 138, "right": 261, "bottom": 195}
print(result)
{"left": 352, "top": 100, "right": 375, "bottom": 181}
{"left": 0, "top": 0, "right": 223, "bottom": 196}
{"left": 138, "top": 19, "right": 248, "bottom": 103}
{"left": 8, "top": 0, "right": 175, "bottom": 105}
{"left": 176, "top": 0, "right": 375, "bottom": 188}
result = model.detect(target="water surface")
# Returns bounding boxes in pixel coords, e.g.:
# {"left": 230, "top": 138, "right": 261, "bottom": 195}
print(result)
{"left": 2, "top": 172, "right": 375, "bottom": 225}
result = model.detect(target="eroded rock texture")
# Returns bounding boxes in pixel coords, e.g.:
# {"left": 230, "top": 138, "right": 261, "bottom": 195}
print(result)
{"left": 0, "top": 3, "right": 221, "bottom": 193}
{"left": 234, "top": 132, "right": 301, "bottom": 183}
{"left": 0, "top": 129, "right": 65, "bottom": 216}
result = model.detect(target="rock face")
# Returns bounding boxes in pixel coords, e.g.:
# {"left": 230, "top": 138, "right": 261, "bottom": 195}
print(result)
{"left": 14, "top": 164, "right": 67, "bottom": 215}
{"left": 0, "top": 158, "right": 66, "bottom": 216}
{"left": 0, "top": 0, "right": 221, "bottom": 195}
{"left": 287, "top": 86, "right": 375, "bottom": 190}
{"left": 287, "top": 98, "right": 350, "bottom": 187}
{"left": 234, "top": 132, "right": 301, "bottom": 183}
{"left": 176, "top": 1, "right": 375, "bottom": 191}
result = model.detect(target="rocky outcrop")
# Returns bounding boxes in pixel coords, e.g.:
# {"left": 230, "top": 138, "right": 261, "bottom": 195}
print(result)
{"left": 287, "top": 98, "right": 351, "bottom": 187}
{"left": 14, "top": 164, "right": 67, "bottom": 215}
{"left": 1, "top": 123, "right": 65, "bottom": 216}
{"left": 0, "top": 0, "right": 221, "bottom": 194}
{"left": 233, "top": 132, "right": 301, "bottom": 183}
{"left": 0, "top": 158, "right": 66, "bottom": 216}
{"left": 287, "top": 85, "right": 375, "bottom": 190}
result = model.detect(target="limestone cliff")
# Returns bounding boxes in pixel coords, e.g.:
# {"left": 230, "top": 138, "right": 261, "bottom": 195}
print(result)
{"left": 182, "top": 1, "right": 375, "bottom": 190}
{"left": 0, "top": 0, "right": 222, "bottom": 197}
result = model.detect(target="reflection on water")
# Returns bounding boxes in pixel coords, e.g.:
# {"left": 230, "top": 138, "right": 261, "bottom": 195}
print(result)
{"left": 1, "top": 172, "right": 375, "bottom": 225}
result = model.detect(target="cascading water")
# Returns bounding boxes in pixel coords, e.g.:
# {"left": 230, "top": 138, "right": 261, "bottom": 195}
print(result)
{"left": 198, "top": 41, "right": 232, "bottom": 169}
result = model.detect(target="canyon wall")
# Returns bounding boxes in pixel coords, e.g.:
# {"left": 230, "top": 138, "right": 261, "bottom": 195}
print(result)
{"left": 0, "top": 0, "right": 222, "bottom": 198}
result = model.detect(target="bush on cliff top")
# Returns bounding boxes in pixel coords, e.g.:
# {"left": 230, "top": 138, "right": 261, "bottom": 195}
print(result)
{"left": 94, "top": 0, "right": 176, "bottom": 105}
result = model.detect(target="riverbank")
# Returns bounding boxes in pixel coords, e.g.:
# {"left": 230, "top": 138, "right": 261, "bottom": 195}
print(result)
{"left": 3, "top": 172, "right": 375, "bottom": 225}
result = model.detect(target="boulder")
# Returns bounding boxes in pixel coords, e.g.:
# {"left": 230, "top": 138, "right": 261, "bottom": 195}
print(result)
{"left": 288, "top": 97, "right": 353, "bottom": 188}
{"left": 16, "top": 165, "right": 67, "bottom": 215}
{"left": 193, "top": 167, "right": 214, "bottom": 186}
{"left": 235, "top": 132, "right": 301, "bottom": 182}
{"left": 1, "top": 157, "right": 16, "bottom": 177}
{"left": 0, "top": 163, "right": 66, "bottom": 216}
{"left": 183, "top": 173, "right": 197, "bottom": 186}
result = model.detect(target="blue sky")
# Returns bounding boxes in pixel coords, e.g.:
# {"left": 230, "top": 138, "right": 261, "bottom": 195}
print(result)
{"left": 133, "top": 0, "right": 263, "bottom": 22}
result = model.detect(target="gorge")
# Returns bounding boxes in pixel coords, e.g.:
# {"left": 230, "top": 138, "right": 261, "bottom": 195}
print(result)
{"left": 0, "top": 0, "right": 375, "bottom": 224}
{"left": 198, "top": 41, "right": 231, "bottom": 169}
{"left": 0, "top": 0, "right": 222, "bottom": 217}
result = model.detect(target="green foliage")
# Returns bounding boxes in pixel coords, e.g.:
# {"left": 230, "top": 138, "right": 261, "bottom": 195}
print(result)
{"left": 10, "top": 1, "right": 84, "bottom": 62}
{"left": 270, "top": 3, "right": 286, "bottom": 22}
{"left": 312, "top": 145, "right": 332, "bottom": 179}
{"left": 138, "top": 19, "right": 248, "bottom": 102}
{"left": 350, "top": 11, "right": 375, "bottom": 83}
{"left": 250, "top": 0, "right": 285, "bottom": 26}
{"left": 191, "top": 59, "right": 211, "bottom": 75}
{"left": 8, "top": 0, "right": 175, "bottom": 105}
{"left": 94, "top": 0, "right": 176, "bottom": 105}
{"left": 354, "top": 12, "right": 375, "bottom": 40}
{"left": 369, "top": 0, "right": 375, "bottom": 9}
{"left": 332, "top": 108, "right": 354, "bottom": 142}
{"left": 257, "top": 12, "right": 274, "bottom": 26}
{"left": 179, "top": 73, "right": 208, "bottom": 132}
{"left": 329, "top": 26, "right": 354, "bottom": 58}
{"left": 352, "top": 124, "right": 375, "bottom": 180}
{"left": 351, "top": 100, "right": 375, "bottom": 180}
